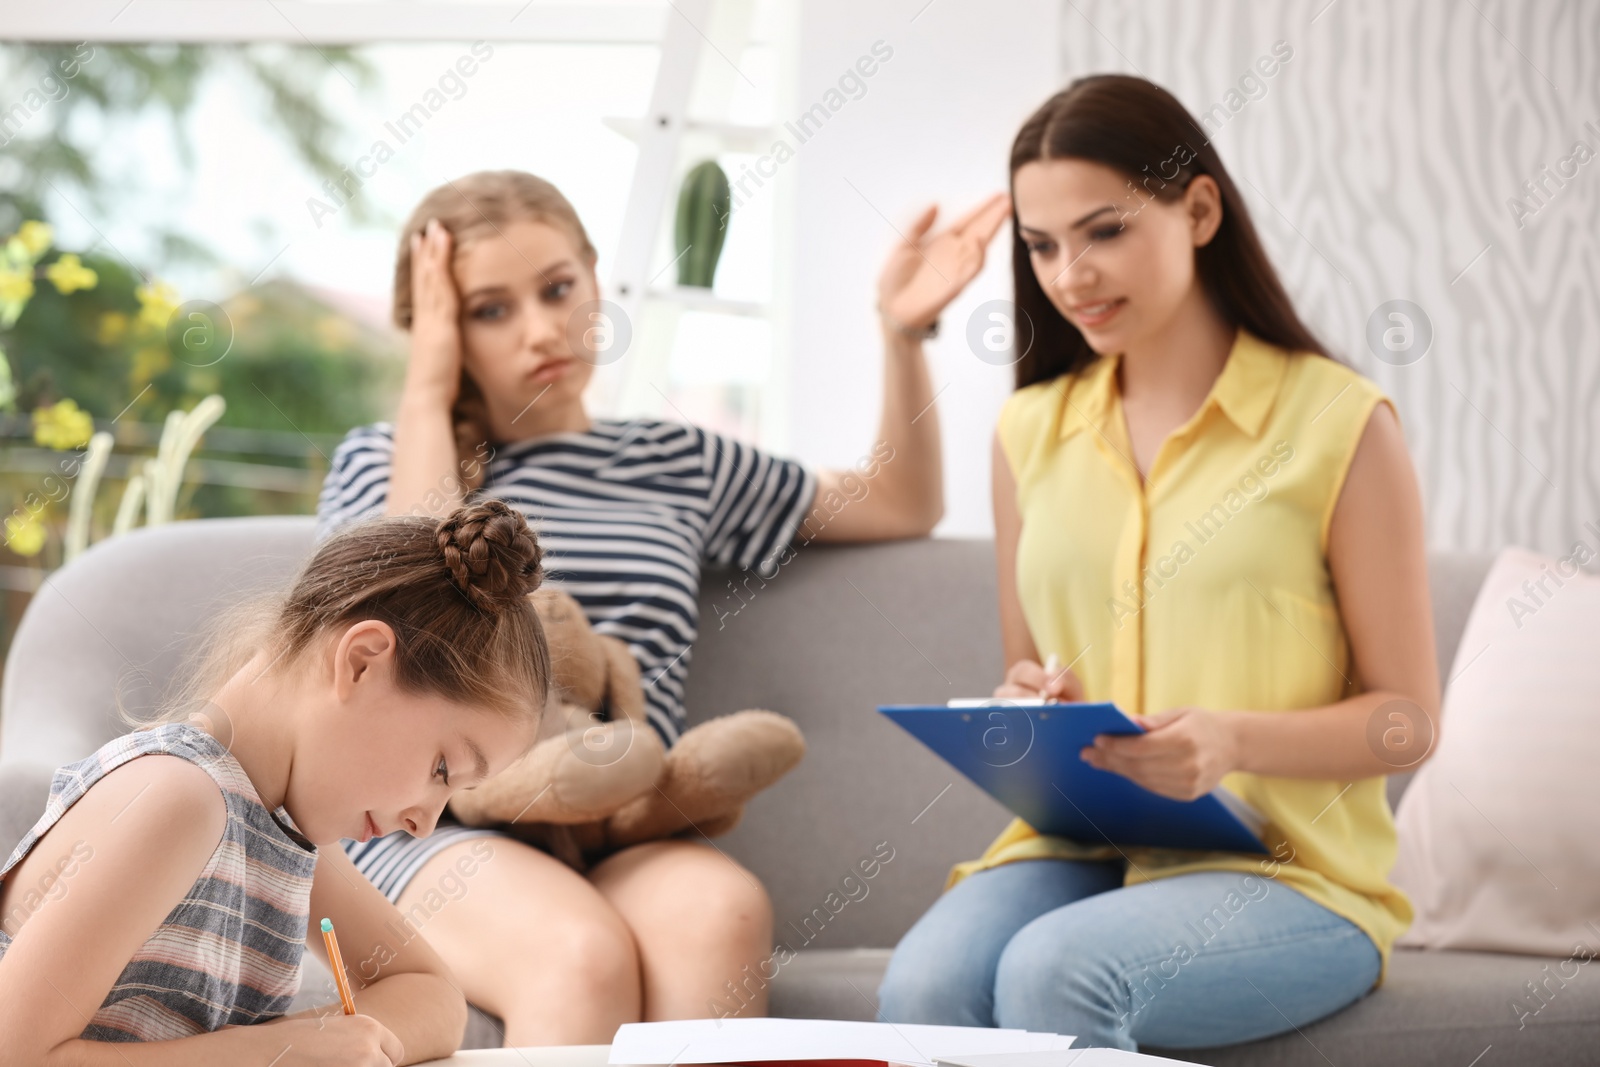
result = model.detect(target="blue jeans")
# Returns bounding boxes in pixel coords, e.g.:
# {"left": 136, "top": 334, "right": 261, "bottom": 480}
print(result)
{"left": 877, "top": 859, "right": 1380, "bottom": 1051}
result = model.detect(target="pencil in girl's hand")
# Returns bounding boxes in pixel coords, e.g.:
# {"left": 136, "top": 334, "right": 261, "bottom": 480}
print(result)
{"left": 320, "top": 917, "right": 358, "bottom": 1015}
{"left": 1042, "top": 654, "right": 1061, "bottom": 701}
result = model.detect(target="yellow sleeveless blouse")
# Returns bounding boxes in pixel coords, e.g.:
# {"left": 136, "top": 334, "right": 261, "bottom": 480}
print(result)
{"left": 954, "top": 325, "right": 1411, "bottom": 987}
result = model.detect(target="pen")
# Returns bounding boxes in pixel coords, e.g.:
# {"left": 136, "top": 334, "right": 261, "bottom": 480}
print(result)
{"left": 1041, "top": 653, "right": 1060, "bottom": 702}
{"left": 321, "top": 917, "right": 358, "bottom": 1015}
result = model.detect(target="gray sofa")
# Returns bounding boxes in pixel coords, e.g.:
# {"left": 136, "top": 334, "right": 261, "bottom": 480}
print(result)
{"left": 1, "top": 516, "right": 1591, "bottom": 1064}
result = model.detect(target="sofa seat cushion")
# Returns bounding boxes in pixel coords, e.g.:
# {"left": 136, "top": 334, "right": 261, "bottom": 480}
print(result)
{"left": 767, "top": 947, "right": 1598, "bottom": 1067}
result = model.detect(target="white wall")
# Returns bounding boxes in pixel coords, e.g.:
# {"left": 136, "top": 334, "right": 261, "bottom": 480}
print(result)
{"left": 1052, "top": 0, "right": 1599, "bottom": 561}
{"left": 785, "top": 0, "right": 1062, "bottom": 538}
{"left": 788, "top": 0, "right": 1600, "bottom": 560}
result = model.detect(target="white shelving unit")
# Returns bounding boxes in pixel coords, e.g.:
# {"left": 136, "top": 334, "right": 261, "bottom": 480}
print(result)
{"left": 592, "top": 0, "right": 795, "bottom": 451}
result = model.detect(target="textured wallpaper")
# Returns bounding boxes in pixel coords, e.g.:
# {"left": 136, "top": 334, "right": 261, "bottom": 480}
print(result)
{"left": 1055, "top": 0, "right": 1598, "bottom": 565}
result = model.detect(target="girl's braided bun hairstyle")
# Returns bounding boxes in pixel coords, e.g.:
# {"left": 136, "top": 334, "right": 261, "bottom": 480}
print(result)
{"left": 141, "top": 499, "right": 552, "bottom": 730}
{"left": 436, "top": 497, "right": 546, "bottom": 613}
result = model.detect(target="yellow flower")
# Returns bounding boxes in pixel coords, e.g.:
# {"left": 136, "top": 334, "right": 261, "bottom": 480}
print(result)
{"left": 0, "top": 269, "right": 34, "bottom": 304}
{"left": 97, "top": 310, "right": 129, "bottom": 345}
{"left": 14, "top": 221, "right": 53, "bottom": 258}
{"left": 32, "top": 398, "right": 94, "bottom": 450}
{"left": 135, "top": 279, "right": 180, "bottom": 333}
{"left": 45, "top": 253, "right": 97, "bottom": 295}
{"left": 4, "top": 513, "right": 47, "bottom": 557}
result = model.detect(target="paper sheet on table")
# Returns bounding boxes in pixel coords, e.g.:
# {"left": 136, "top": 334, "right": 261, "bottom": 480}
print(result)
{"left": 938, "top": 1049, "right": 1199, "bottom": 1066}
{"left": 608, "top": 1019, "right": 1076, "bottom": 1067}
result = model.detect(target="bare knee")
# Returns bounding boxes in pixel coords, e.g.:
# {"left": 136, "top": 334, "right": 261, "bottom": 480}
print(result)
{"left": 692, "top": 862, "right": 772, "bottom": 948}
{"left": 596, "top": 842, "right": 773, "bottom": 951}
{"left": 489, "top": 903, "right": 639, "bottom": 1002}
{"left": 551, "top": 908, "right": 641, "bottom": 996}
{"left": 401, "top": 841, "right": 643, "bottom": 1028}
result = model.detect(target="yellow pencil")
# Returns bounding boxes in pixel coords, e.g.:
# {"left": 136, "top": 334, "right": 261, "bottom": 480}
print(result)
{"left": 320, "top": 917, "right": 358, "bottom": 1015}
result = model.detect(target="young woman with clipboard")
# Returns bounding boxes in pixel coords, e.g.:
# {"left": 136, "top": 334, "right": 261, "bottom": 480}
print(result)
{"left": 877, "top": 74, "right": 1441, "bottom": 1053}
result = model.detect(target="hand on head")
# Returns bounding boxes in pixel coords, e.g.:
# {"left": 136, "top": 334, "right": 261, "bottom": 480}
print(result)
{"left": 406, "top": 217, "right": 464, "bottom": 407}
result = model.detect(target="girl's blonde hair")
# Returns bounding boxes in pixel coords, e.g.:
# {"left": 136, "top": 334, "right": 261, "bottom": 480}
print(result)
{"left": 392, "top": 170, "right": 598, "bottom": 494}
{"left": 130, "top": 498, "right": 551, "bottom": 732}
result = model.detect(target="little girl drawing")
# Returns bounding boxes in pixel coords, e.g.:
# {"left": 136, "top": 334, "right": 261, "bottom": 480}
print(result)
{"left": 0, "top": 498, "right": 549, "bottom": 1066}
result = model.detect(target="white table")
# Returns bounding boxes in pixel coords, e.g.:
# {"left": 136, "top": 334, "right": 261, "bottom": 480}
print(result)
{"left": 410, "top": 1035, "right": 1197, "bottom": 1066}
{"left": 416, "top": 1043, "right": 616, "bottom": 1066}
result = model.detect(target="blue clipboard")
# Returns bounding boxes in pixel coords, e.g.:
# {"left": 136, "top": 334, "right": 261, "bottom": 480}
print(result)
{"left": 879, "top": 701, "right": 1268, "bottom": 855}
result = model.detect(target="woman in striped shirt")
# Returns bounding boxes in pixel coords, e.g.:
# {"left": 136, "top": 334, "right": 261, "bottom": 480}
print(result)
{"left": 313, "top": 169, "right": 1008, "bottom": 1045}
{"left": 0, "top": 499, "right": 553, "bottom": 1065}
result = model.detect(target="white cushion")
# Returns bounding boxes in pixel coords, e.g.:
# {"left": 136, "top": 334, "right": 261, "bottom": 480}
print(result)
{"left": 1392, "top": 543, "right": 1600, "bottom": 954}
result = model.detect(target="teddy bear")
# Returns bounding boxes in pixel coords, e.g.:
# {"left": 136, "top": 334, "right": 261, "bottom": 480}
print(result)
{"left": 446, "top": 586, "right": 806, "bottom": 871}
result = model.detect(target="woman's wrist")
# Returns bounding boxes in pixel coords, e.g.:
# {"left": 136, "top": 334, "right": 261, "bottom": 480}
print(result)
{"left": 880, "top": 322, "right": 928, "bottom": 359}
{"left": 397, "top": 382, "right": 457, "bottom": 418}
{"left": 876, "top": 300, "right": 939, "bottom": 341}
{"left": 1217, "top": 708, "right": 1254, "bottom": 776}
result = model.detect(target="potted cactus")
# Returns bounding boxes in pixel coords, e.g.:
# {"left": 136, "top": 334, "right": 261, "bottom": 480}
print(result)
{"left": 673, "top": 159, "right": 732, "bottom": 288}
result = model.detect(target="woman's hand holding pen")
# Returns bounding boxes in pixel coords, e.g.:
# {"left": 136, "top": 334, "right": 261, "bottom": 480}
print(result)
{"left": 1081, "top": 705, "right": 1242, "bottom": 802}
{"left": 993, "top": 655, "right": 1084, "bottom": 702}
{"left": 991, "top": 658, "right": 1240, "bottom": 801}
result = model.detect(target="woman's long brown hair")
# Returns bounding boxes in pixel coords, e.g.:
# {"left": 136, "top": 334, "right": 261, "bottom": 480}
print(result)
{"left": 1009, "top": 74, "right": 1335, "bottom": 390}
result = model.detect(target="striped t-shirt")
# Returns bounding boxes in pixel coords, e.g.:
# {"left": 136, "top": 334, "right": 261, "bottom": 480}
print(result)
{"left": 313, "top": 417, "right": 817, "bottom": 747}
{"left": 0, "top": 721, "right": 319, "bottom": 1041}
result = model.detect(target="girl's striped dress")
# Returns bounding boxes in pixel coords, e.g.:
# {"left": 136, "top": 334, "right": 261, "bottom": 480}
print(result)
{"left": 0, "top": 720, "right": 319, "bottom": 1041}
{"left": 314, "top": 416, "right": 817, "bottom": 901}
